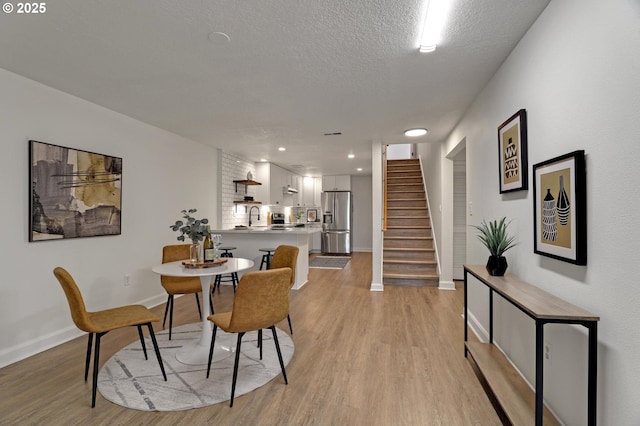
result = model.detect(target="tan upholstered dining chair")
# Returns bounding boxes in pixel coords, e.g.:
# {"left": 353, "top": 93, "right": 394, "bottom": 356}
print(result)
{"left": 53, "top": 267, "right": 167, "bottom": 407}
{"left": 269, "top": 245, "right": 299, "bottom": 334}
{"left": 161, "top": 244, "right": 212, "bottom": 340}
{"left": 206, "top": 267, "right": 292, "bottom": 407}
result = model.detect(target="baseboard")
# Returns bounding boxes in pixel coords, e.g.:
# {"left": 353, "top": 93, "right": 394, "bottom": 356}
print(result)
{"left": 0, "top": 293, "right": 169, "bottom": 369}
{"left": 438, "top": 280, "right": 456, "bottom": 290}
{"left": 0, "top": 325, "right": 81, "bottom": 368}
{"left": 465, "top": 310, "right": 490, "bottom": 343}
{"left": 370, "top": 281, "right": 384, "bottom": 292}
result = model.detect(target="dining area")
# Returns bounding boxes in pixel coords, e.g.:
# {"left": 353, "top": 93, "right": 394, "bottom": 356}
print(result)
{"left": 52, "top": 240, "right": 300, "bottom": 410}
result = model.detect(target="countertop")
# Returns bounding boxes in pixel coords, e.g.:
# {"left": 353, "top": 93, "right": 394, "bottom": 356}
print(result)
{"left": 210, "top": 224, "right": 322, "bottom": 234}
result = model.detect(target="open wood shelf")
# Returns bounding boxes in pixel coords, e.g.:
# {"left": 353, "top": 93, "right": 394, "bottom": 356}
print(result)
{"left": 233, "top": 179, "right": 262, "bottom": 193}
{"left": 466, "top": 342, "right": 560, "bottom": 426}
{"left": 233, "top": 201, "right": 262, "bottom": 205}
{"left": 463, "top": 264, "right": 599, "bottom": 426}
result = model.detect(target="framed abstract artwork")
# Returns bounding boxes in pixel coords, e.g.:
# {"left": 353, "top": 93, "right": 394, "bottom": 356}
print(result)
{"left": 498, "top": 109, "right": 528, "bottom": 193}
{"left": 533, "top": 150, "right": 586, "bottom": 265}
{"left": 29, "top": 140, "right": 123, "bottom": 242}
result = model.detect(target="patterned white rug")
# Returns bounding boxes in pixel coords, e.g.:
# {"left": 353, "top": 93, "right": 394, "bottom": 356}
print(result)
{"left": 97, "top": 322, "right": 294, "bottom": 411}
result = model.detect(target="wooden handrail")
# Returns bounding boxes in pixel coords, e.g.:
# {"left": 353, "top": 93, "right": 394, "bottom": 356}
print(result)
{"left": 382, "top": 145, "right": 388, "bottom": 232}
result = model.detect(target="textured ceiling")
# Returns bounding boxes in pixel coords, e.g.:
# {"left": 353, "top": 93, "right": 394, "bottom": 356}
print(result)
{"left": 0, "top": 0, "right": 549, "bottom": 176}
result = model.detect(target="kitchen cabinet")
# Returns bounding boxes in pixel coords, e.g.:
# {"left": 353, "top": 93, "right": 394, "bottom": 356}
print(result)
{"left": 255, "top": 162, "right": 288, "bottom": 205}
{"left": 286, "top": 173, "right": 302, "bottom": 206}
{"left": 322, "top": 175, "right": 351, "bottom": 191}
{"left": 256, "top": 163, "right": 304, "bottom": 206}
{"left": 302, "top": 177, "right": 322, "bottom": 206}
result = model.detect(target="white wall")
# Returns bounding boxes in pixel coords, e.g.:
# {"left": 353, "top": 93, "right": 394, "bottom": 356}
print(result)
{"left": 351, "top": 174, "right": 372, "bottom": 252}
{"left": 416, "top": 142, "right": 444, "bottom": 283}
{"left": 442, "top": 0, "right": 640, "bottom": 424}
{"left": 0, "top": 68, "right": 219, "bottom": 367}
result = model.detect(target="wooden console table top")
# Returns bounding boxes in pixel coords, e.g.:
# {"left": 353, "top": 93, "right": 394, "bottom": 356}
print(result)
{"left": 464, "top": 265, "right": 599, "bottom": 322}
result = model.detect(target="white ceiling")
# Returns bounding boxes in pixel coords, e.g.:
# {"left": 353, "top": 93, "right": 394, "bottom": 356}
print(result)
{"left": 0, "top": 0, "right": 549, "bottom": 177}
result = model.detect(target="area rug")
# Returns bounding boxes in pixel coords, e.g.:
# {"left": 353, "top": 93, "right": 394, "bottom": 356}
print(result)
{"left": 308, "top": 256, "right": 351, "bottom": 269}
{"left": 97, "top": 322, "right": 293, "bottom": 411}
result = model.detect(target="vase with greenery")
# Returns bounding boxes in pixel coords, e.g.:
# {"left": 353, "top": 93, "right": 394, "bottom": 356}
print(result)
{"left": 472, "top": 217, "right": 517, "bottom": 276}
{"left": 170, "top": 209, "right": 209, "bottom": 262}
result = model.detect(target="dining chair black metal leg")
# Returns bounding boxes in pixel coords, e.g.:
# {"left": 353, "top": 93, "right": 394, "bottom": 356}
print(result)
{"left": 168, "top": 295, "right": 174, "bottom": 340}
{"left": 146, "top": 323, "right": 167, "bottom": 381}
{"left": 195, "top": 293, "right": 202, "bottom": 319}
{"left": 137, "top": 325, "right": 148, "bottom": 360}
{"left": 287, "top": 314, "right": 293, "bottom": 335}
{"left": 230, "top": 332, "right": 245, "bottom": 407}
{"left": 270, "top": 326, "right": 288, "bottom": 384}
{"left": 162, "top": 295, "right": 171, "bottom": 328}
{"left": 206, "top": 325, "right": 218, "bottom": 378}
{"left": 91, "top": 332, "right": 105, "bottom": 407}
{"left": 84, "top": 332, "right": 93, "bottom": 382}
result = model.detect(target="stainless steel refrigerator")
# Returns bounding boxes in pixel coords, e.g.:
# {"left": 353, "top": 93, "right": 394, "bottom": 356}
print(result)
{"left": 321, "top": 191, "right": 352, "bottom": 255}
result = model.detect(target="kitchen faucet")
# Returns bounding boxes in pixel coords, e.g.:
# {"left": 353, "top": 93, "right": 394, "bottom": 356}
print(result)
{"left": 248, "top": 206, "right": 260, "bottom": 227}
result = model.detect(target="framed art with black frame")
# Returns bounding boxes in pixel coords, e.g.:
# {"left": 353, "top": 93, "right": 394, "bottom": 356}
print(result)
{"left": 29, "top": 140, "right": 123, "bottom": 242}
{"left": 498, "top": 109, "right": 528, "bottom": 193}
{"left": 533, "top": 150, "right": 586, "bottom": 265}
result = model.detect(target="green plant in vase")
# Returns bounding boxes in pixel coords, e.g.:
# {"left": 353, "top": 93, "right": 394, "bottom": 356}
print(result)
{"left": 170, "top": 209, "right": 209, "bottom": 262}
{"left": 472, "top": 217, "right": 517, "bottom": 276}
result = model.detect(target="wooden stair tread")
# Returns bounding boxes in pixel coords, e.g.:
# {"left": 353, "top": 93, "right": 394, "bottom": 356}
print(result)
{"left": 385, "top": 236, "right": 432, "bottom": 240}
{"left": 384, "top": 247, "right": 435, "bottom": 252}
{"left": 383, "top": 259, "right": 437, "bottom": 265}
{"left": 383, "top": 272, "right": 439, "bottom": 279}
{"left": 387, "top": 206, "right": 428, "bottom": 210}
{"left": 386, "top": 215, "right": 429, "bottom": 218}
{"left": 466, "top": 342, "right": 561, "bottom": 426}
{"left": 386, "top": 225, "right": 431, "bottom": 229}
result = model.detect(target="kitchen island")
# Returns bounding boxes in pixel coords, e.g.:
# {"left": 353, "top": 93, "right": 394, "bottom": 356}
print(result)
{"left": 208, "top": 225, "right": 321, "bottom": 290}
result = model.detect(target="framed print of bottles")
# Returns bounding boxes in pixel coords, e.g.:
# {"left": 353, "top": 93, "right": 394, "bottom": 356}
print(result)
{"left": 533, "top": 150, "right": 587, "bottom": 265}
{"left": 498, "top": 109, "right": 528, "bottom": 193}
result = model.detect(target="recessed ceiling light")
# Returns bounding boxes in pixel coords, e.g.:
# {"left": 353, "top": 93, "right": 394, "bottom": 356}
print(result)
{"left": 260, "top": 158, "right": 267, "bottom": 162}
{"left": 278, "top": 147, "right": 286, "bottom": 151}
{"left": 356, "top": 168, "right": 363, "bottom": 172}
{"left": 404, "top": 128, "right": 428, "bottom": 137}
{"left": 348, "top": 154, "right": 355, "bottom": 159}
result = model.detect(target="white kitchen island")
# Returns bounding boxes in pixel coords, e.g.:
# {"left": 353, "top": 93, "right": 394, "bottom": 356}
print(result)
{"left": 208, "top": 225, "right": 321, "bottom": 290}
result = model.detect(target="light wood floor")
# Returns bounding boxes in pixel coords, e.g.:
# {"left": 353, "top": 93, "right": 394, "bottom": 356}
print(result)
{"left": 0, "top": 253, "right": 501, "bottom": 425}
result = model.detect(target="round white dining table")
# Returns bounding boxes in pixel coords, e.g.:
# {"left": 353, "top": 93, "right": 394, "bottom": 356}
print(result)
{"left": 151, "top": 258, "right": 254, "bottom": 365}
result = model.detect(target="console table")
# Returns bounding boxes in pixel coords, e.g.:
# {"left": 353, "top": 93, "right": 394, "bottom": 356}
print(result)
{"left": 463, "top": 264, "right": 599, "bottom": 426}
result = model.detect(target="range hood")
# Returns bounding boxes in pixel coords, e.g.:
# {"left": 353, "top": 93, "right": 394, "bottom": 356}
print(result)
{"left": 283, "top": 185, "right": 298, "bottom": 194}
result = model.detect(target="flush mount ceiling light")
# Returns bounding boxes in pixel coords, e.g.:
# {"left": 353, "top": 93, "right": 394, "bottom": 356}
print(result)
{"left": 419, "top": 0, "right": 453, "bottom": 53}
{"left": 356, "top": 168, "right": 363, "bottom": 172}
{"left": 348, "top": 154, "right": 355, "bottom": 159}
{"left": 404, "top": 128, "right": 428, "bottom": 137}
{"left": 278, "top": 147, "right": 286, "bottom": 151}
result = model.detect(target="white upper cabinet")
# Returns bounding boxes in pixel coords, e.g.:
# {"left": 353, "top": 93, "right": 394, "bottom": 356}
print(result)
{"left": 256, "top": 163, "right": 303, "bottom": 206}
{"left": 302, "top": 177, "right": 322, "bottom": 206}
{"left": 322, "top": 175, "right": 351, "bottom": 191}
{"left": 256, "top": 162, "right": 286, "bottom": 205}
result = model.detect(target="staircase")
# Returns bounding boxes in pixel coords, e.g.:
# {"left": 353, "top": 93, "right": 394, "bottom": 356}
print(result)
{"left": 383, "top": 159, "right": 439, "bottom": 286}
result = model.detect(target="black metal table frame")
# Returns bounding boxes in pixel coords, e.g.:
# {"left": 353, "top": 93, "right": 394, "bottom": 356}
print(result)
{"left": 463, "top": 268, "right": 598, "bottom": 426}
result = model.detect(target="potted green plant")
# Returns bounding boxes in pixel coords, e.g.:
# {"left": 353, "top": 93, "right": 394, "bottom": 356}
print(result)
{"left": 169, "top": 209, "right": 209, "bottom": 262}
{"left": 472, "top": 217, "right": 517, "bottom": 276}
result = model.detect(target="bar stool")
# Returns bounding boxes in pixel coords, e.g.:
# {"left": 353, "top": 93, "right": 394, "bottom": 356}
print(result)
{"left": 259, "top": 248, "right": 276, "bottom": 270}
{"left": 213, "top": 247, "right": 238, "bottom": 293}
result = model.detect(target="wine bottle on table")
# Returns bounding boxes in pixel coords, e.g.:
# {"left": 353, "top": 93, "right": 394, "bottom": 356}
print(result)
{"left": 203, "top": 227, "right": 215, "bottom": 262}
